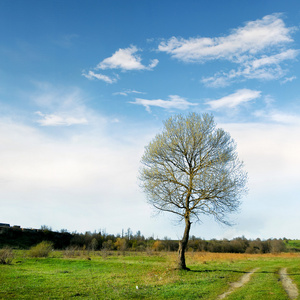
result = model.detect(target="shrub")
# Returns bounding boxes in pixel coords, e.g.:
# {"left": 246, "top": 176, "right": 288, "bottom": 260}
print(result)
{"left": 0, "top": 247, "right": 14, "bottom": 264}
{"left": 28, "top": 241, "right": 53, "bottom": 257}
{"left": 90, "top": 238, "right": 98, "bottom": 251}
{"left": 114, "top": 238, "right": 127, "bottom": 251}
{"left": 64, "top": 246, "right": 80, "bottom": 258}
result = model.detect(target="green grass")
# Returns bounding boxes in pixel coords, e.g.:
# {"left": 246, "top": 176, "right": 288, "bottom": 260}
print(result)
{"left": 0, "top": 251, "right": 299, "bottom": 299}
{"left": 285, "top": 240, "right": 300, "bottom": 252}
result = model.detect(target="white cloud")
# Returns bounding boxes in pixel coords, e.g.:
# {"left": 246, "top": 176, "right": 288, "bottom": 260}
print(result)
{"left": 206, "top": 89, "right": 261, "bottom": 110}
{"left": 159, "top": 14, "right": 298, "bottom": 86}
{"left": 31, "top": 83, "right": 99, "bottom": 127}
{"left": 97, "top": 45, "right": 159, "bottom": 71}
{"left": 249, "top": 49, "right": 298, "bottom": 69}
{"left": 254, "top": 109, "right": 300, "bottom": 125}
{"left": 82, "top": 70, "right": 117, "bottom": 84}
{"left": 0, "top": 116, "right": 154, "bottom": 234}
{"left": 269, "top": 112, "right": 300, "bottom": 124}
{"left": 113, "top": 89, "right": 145, "bottom": 96}
{"left": 130, "top": 95, "right": 198, "bottom": 112}
{"left": 0, "top": 114, "right": 183, "bottom": 238}
{"left": 148, "top": 58, "right": 159, "bottom": 69}
{"left": 35, "top": 111, "right": 88, "bottom": 126}
{"left": 158, "top": 14, "right": 295, "bottom": 62}
{"left": 1, "top": 109, "right": 300, "bottom": 239}
{"left": 218, "top": 121, "right": 300, "bottom": 239}
{"left": 221, "top": 121, "right": 300, "bottom": 184}
{"left": 202, "top": 49, "right": 299, "bottom": 87}
{"left": 281, "top": 76, "right": 297, "bottom": 84}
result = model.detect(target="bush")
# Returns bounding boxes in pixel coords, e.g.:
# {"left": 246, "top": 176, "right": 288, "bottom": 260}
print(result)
{"left": 28, "top": 241, "right": 53, "bottom": 257}
{"left": 0, "top": 247, "right": 14, "bottom": 264}
{"left": 64, "top": 246, "right": 80, "bottom": 258}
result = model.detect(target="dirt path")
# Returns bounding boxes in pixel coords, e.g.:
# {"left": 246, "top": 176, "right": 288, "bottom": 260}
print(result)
{"left": 279, "top": 268, "right": 299, "bottom": 300}
{"left": 217, "top": 268, "right": 260, "bottom": 299}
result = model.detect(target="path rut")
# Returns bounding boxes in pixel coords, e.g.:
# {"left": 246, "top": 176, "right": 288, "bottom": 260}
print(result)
{"left": 279, "top": 268, "right": 299, "bottom": 300}
{"left": 217, "top": 268, "right": 260, "bottom": 299}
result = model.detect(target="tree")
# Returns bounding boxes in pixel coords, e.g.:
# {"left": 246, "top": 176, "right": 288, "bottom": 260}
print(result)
{"left": 139, "top": 113, "right": 247, "bottom": 270}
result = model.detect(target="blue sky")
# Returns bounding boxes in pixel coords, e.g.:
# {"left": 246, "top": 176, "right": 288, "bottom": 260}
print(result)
{"left": 1, "top": 0, "right": 300, "bottom": 239}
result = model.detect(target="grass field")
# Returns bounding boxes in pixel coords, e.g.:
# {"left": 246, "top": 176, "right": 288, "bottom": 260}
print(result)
{"left": 1, "top": 251, "right": 300, "bottom": 299}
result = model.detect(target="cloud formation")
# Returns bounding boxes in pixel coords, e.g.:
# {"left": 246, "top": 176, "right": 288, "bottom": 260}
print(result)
{"left": 206, "top": 89, "right": 261, "bottom": 110}
{"left": 254, "top": 109, "right": 300, "bottom": 125}
{"left": 130, "top": 95, "right": 197, "bottom": 112}
{"left": 97, "top": 45, "right": 158, "bottom": 71}
{"left": 113, "top": 89, "right": 145, "bottom": 96}
{"left": 83, "top": 45, "right": 159, "bottom": 84}
{"left": 0, "top": 116, "right": 157, "bottom": 235}
{"left": 158, "top": 14, "right": 298, "bottom": 86}
{"left": 35, "top": 111, "right": 88, "bottom": 126}
{"left": 202, "top": 49, "right": 299, "bottom": 87}
{"left": 82, "top": 70, "right": 118, "bottom": 84}
{"left": 32, "top": 84, "right": 95, "bottom": 127}
{"left": 158, "top": 14, "right": 295, "bottom": 62}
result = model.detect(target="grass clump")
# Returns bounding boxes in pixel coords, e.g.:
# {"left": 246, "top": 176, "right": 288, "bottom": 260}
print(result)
{"left": 28, "top": 241, "right": 53, "bottom": 258}
{"left": 0, "top": 247, "right": 14, "bottom": 264}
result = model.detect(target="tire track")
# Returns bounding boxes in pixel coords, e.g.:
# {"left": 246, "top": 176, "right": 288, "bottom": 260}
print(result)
{"left": 279, "top": 268, "right": 299, "bottom": 300}
{"left": 217, "top": 268, "right": 260, "bottom": 299}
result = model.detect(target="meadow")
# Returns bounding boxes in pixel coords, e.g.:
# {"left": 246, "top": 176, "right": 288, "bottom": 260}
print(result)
{"left": 1, "top": 251, "right": 300, "bottom": 299}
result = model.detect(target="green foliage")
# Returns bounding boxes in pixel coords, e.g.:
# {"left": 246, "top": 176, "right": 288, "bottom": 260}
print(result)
{"left": 0, "top": 226, "right": 72, "bottom": 249}
{"left": 28, "top": 241, "right": 53, "bottom": 258}
{"left": 0, "top": 247, "right": 14, "bottom": 264}
{"left": 90, "top": 238, "right": 98, "bottom": 251}
{"left": 284, "top": 239, "right": 300, "bottom": 252}
{"left": 114, "top": 238, "right": 127, "bottom": 251}
{"left": 0, "top": 224, "right": 293, "bottom": 254}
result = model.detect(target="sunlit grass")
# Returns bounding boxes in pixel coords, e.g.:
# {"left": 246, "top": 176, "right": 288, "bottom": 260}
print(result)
{"left": 0, "top": 251, "right": 299, "bottom": 299}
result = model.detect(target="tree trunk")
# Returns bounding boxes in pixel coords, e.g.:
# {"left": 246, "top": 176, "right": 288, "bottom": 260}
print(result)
{"left": 177, "top": 217, "right": 191, "bottom": 270}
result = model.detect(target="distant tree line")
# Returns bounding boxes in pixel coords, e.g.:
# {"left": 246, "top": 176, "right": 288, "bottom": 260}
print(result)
{"left": 0, "top": 225, "right": 296, "bottom": 254}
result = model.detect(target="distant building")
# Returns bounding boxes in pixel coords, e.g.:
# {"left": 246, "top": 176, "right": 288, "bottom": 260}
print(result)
{"left": 0, "top": 223, "right": 10, "bottom": 228}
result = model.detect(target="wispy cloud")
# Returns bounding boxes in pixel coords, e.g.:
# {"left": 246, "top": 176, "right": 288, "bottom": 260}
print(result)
{"left": 202, "top": 49, "right": 299, "bottom": 87}
{"left": 35, "top": 111, "right": 88, "bottom": 126}
{"left": 281, "top": 76, "right": 297, "bottom": 84}
{"left": 269, "top": 111, "right": 300, "bottom": 124}
{"left": 113, "top": 89, "right": 145, "bottom": 96}
{"left": 206, "top": 89, "right": 261, "bottom": 110}
{"left": 32, "top": 83, "right": 96, "bottom": 127}
{"left": 254, "top": 109, "right": 300, "bottom": 125}
{"left": 97, "top": 45, "right": 159, "bottom": 71}
{"left": 82, "top": 70, "right": 118, "bottom": 84}
{"left": 130, "top": 95, "right": 197, "bottom": 112}
{"left": 159, "top": 14, "right": 298, "bottom": 86}
{"left": 54, "top": 34, "right": 79, "bottom": 48}
{"left": 159, "top": 14, "right": 295, "bottom": 62}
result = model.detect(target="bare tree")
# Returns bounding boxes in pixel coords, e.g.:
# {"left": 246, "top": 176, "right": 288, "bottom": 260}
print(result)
{"left": 139, "top": 113, "right": 247, "bottom": 270}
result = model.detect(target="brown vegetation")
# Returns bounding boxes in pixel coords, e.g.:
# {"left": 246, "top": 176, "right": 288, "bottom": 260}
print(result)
{"left": 0, "top": 246, "right": 14, "bottom": 264}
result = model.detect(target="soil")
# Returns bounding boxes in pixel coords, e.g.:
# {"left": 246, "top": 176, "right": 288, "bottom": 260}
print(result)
{"left": 217, "top": 268, "right": 260, "bottom": 299}
{"left": 279, "top": 268, "right": 299, "bottom": 300}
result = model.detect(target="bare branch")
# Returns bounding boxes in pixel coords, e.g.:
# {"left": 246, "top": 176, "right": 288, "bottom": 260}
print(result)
{"left": 139, "top": 113, "right": 247, "bottom": 269}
